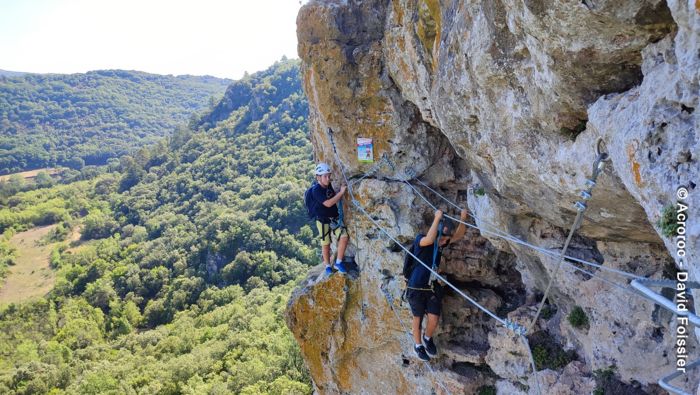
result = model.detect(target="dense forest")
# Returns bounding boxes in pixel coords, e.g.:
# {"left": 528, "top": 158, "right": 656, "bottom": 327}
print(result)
{"left": 0, "top": 70, "right": 232, "bottom": 174}
{"left": 0, "top": 59, "right": 316, "bottom": 394}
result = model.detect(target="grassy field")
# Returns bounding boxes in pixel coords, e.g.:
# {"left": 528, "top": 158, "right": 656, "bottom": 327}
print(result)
{"left": 0, "top": 225, "right": 59, "bottom": 304}
{"left": 0, "top": 168, "right": 63, "bottom": 182}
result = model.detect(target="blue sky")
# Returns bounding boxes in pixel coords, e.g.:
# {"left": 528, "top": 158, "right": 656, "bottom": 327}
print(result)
{"left": 0, "top": 0, "right": 305, "bottom": 79}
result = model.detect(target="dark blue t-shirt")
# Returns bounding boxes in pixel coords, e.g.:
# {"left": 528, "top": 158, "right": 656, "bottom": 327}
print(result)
{"left": 311, "top": 183, "right": 339, "bottom": 220}
{"left": 408, "top": 233, "right": 443, "bottom": 288}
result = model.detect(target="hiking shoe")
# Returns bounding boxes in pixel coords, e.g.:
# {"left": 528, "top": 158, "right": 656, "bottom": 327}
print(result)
{"left": 414, "top": 345, "right": 430, "bottom": 361}
{"left": 335, "top": 261, "right": 347, "bottom": 274}
{"left": 423, "top": 336, "right": 437, "bottom": 357}
{"left": 324, "top": 266, "right": 333, "bottom": 276}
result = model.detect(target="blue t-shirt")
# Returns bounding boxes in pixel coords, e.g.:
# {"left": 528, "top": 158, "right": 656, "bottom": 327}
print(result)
{"left": 311, "top": 183, "right": 339, "bottom": 220}
{"left": 408, "top": 233, "right": 443, "bottom": 288}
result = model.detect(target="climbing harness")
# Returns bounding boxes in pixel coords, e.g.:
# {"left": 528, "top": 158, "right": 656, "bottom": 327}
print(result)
{"left": 352, "top": 199, "right": 537, "bottom": 393}
{"left": 327, "top": 128, "right": 451, "bottom": 395}
{"left": 320, "top": 129, "right": 698, "bottom": 394}
{"left": 351, "top": 201, "right": 528, "bottom": 335}
{"left": 402, "top": 149, "right": 699, "bottom": 394}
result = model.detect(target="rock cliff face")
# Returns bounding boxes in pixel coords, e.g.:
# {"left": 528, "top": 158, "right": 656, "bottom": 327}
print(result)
{"left": 287, "top": 0, "right": 699, "bottom": 393}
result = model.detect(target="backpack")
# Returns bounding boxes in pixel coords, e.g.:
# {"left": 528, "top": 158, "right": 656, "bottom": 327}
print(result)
{"left": 304, "top": 182, "right": 320, "bottom": 220}
{"left": 402, "top": 242, "right": 418, "bottom": 281}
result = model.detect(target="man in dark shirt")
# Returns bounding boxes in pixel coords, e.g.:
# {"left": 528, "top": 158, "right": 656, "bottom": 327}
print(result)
{"left": 312, "top": 163, "right": 349, "bottom": 275}
{"left": 407, "top": 208, "right": 467, "bottom": 361}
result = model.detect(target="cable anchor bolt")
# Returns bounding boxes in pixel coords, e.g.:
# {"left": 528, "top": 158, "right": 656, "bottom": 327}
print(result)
{"left": 403, "top": 168, "right": 416, "bottom": 180}
{"left": 505, "top": 320, "right": 527, "bottom": 336}
{"left": 595, "top": 137, "right": 611, "bottom": 163}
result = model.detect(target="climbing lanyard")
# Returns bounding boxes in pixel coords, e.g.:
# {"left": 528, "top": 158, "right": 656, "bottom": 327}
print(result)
{"left": 326, "top": 126, "right": 532, "bottom": 392}
{"left": 352, "top": 199, "right": 536, "bottom": 393}
{"left": 322, "top": 128, "right": 657, "bottom": 395}
{"left": 325, "top": 127, "right": 452, "bottom": 394}
{"left": 332, "top": 198, "right": 345, "bottom": 230}
{"left": 429, "top": 219, "right": 443, "bottom": 284}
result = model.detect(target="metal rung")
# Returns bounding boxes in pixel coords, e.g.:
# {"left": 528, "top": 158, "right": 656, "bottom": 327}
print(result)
{"left": 630, "top": 279, "right": 700, "bottom": 327}
{"left": 630, "top": 279, "right": 700, "bottom": 394}
{"left": 659, "top": 358, "right": 700, "bottom": 395}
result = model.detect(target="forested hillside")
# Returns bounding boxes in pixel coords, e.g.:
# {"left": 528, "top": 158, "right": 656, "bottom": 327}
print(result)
{"left": 0, "top": 70, "right": 231, "bottom": 174}
{"left": 0, "top": 59, "right": 315, "bottom": 394}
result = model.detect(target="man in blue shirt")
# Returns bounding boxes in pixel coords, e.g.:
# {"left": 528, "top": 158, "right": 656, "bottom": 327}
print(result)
{"left": 407, "top": 208, "right": 467, "bottom": 361}
{"left": 312, "top": 163, "right": 349, "bottom": 275}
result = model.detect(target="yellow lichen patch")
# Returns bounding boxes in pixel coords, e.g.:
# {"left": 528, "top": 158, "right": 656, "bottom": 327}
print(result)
{"left": 631, "top": 161, "right": 642, "bottom": 186}
{"left": 287, "top": 274, "right": 349, "bottom": 382}
{"left": 696, "top": 0, "right": 700, "bottom": 12}
{"left": 626, "top": 142, "right": 643, "bottom": 187}
{"left": 336, "top": 357, "right": 359, "bottom": 390}
{"left": 392, "top": 0, "right": 405, "bottom": 25}
{"left": 299, "top": 23, "right": 401, "bottom": 179}
{"left": 396, "top": 376, "right": 412, "bottom": 394}
{"left": 416, "top": 0, "right": 441, "bottom": 72}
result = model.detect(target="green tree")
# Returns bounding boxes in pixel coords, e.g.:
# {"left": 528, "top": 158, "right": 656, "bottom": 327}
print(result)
{"left": 0, "top": 59, "right": 313, "bottom": 393}
{"left": 35, "top": 171, "right": 54, "bottom": 188}
{"left": 82, "top": 209, "right": 119, "bottom": 240}
{"left": 8, "top": 174, "right": 24, "bottom": 194}
{"left": 118, "top": 156, "right": 145, "bottom": 192}
{"left": 0, "top": 70, "right": 231, "bottom": 174}
{"left": 68, "top": 157, "right": 85, "bottom": 170}
{"left": 54, "top": 299, "right": 105, "bottom": 349}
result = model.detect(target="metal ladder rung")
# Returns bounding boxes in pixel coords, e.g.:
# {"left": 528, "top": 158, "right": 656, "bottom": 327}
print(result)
{"left": 659, "top": 358, "right": 700, "bottom": 395}
{"left": 630, "top": 279, "right": 700, "bottom": 327}
{"left": 630, "top": 279, "right": 700, "bottom": 394}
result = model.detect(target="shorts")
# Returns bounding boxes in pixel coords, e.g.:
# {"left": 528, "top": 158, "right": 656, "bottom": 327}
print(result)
{"left": 316, "top": 221, "right": 348, "bottom": 246}
{"left": 407, "top": 285, "right": 444, "bottom": 317}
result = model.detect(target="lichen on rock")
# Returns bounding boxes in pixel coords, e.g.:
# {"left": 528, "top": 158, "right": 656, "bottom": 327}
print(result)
{"left": 288, "top": 0, "right": 700, "bottom": 393}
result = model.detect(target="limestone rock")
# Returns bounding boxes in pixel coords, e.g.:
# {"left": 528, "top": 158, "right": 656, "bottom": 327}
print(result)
{"left": 290, "top": 0, "right": 700, "bottom": 393}
{"left": 532, "top": 361, "right": 597, "bottom": 395}
{"left": 484, "top": 306, "right": 534, "bottom": 383}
